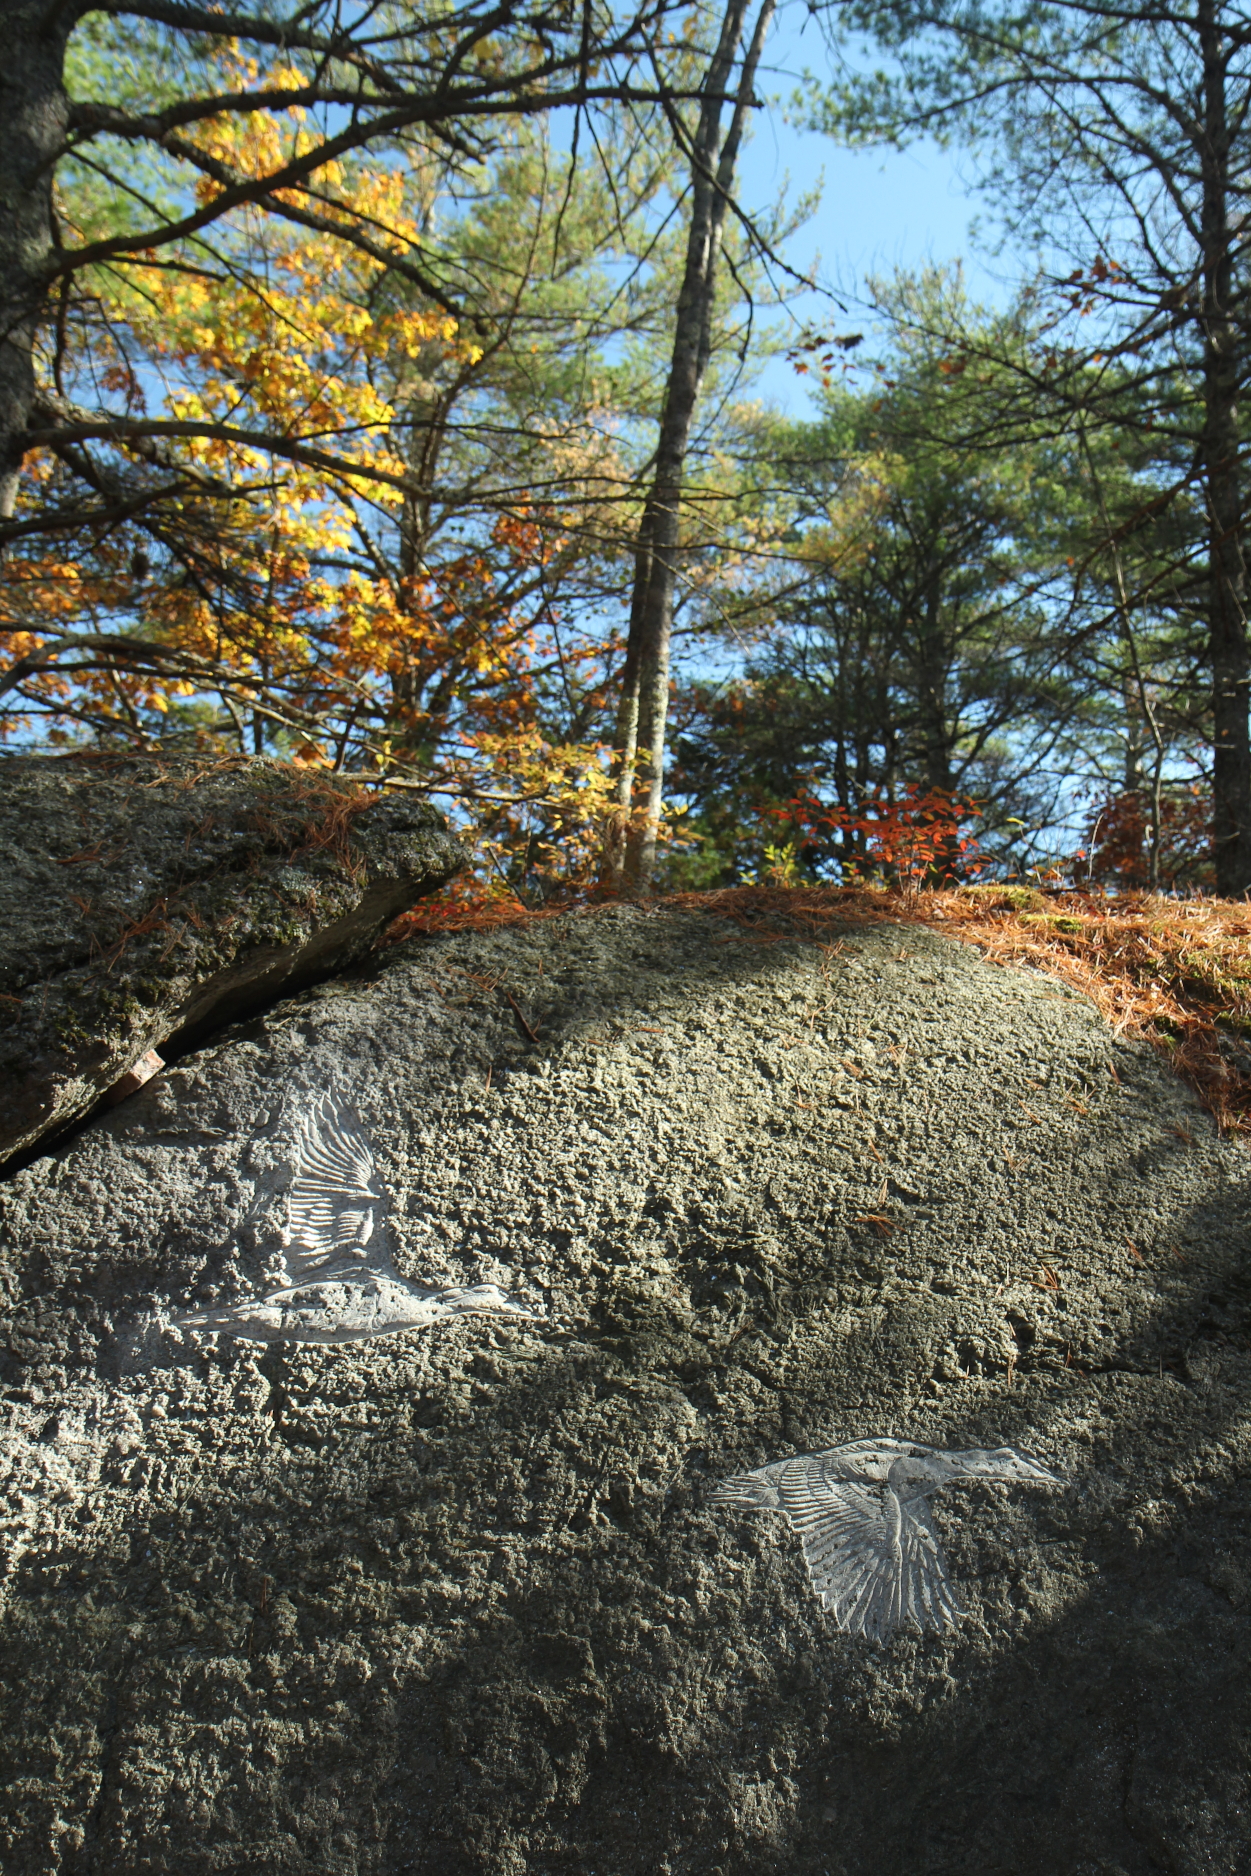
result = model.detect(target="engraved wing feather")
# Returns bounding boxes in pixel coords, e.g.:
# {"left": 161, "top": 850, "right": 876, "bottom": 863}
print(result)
{"left": 713, "top": 1446, "right": 962, "bottom": 1641}
{"left": 796, "top": 1489, "right": 961, "bottom": 1640}
{"left": 282, "top": 1095, "right": 387, "bottom": 1284}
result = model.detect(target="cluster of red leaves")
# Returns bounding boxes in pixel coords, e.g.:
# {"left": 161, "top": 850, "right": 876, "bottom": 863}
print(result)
{"left": 1087, "top": 786, "right": 1213, "bottom": 890}
{"left": 387, "top": 873, "right": 569, "bottom": 938}
{"left": 773, "top": 785, "right": 984, "bottom": 891}
{"left": 394, "top": 878, "right": 1251, "bottom": 1138}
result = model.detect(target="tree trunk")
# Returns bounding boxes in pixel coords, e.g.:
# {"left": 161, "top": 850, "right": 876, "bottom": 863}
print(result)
{"left": 1123, "top": 677, "right": 1145, "bottom": 797}
{"left": 389, "top": 375, "right": 453, "bottom": 756}
{"left": 1198, "top": 0, "right": 1251, "bottom": 894}
{"left": 916, "top": 580, "right": 954, "bottom": 796}
{"left": 608, "top": 0, "right": 774, "bottom": 890}
{"left": 0, "top": 3, "right": 72, "bottom": 522}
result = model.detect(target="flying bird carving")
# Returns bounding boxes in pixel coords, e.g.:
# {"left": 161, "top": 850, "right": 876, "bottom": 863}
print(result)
{"left": 713, "top": 1438, "right": 1060, "bottom": 1642}
{"left": 178, "top": 1093, "right": 539, "bottom": 1344}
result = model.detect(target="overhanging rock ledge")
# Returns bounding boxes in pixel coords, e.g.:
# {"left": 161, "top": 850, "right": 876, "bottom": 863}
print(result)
{"left": 0, "top": 753, "right": 465, "bottom": 1169}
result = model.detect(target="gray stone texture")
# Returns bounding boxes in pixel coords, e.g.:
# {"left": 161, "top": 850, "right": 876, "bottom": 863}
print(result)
{"left": 1, "top": 902, "right": 1249, "bottom": 1874}
{"left": 0, "top": 754, "right": 465, "bottom": 1166}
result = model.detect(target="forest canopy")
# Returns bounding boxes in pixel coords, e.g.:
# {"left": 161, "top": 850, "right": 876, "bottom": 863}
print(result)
{"left": 1, "top": 0, "right": 1248, "bottom": 903}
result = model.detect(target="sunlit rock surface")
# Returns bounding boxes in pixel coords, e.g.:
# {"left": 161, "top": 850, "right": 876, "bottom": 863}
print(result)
{"left": 1, "top": 901, "right": 1248, "bottom": 1874}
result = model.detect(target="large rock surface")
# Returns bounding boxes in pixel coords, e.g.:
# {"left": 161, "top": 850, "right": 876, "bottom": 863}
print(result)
{"left": 1, "top": 901, "right": 1249, "bottom": 1874}
{"left": 0, "top": 754, "right": 464, "bottom": 1167}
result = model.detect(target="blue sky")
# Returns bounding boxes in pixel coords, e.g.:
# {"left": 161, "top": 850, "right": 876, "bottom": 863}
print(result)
{"left": 735, "top": 9, "right": 1018, "bottom": 414}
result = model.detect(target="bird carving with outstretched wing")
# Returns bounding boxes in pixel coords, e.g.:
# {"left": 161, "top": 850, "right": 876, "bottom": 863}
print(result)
{"left": 177, "top": 1092, "right": 539, "bottom": 1344}
{"left": 713, "top": 1438, "right": 1060, "bottom": 1642}
{"left": 281, "top": 1095, "right": 387, "bottom": 1285}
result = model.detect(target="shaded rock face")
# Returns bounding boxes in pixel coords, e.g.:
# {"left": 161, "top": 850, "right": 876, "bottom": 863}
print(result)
{"left": 0, "top": 754, "right": 465, "bottom": 1167}
{"left": 1, "top": 904, "right": 1250, "bottom": 1875}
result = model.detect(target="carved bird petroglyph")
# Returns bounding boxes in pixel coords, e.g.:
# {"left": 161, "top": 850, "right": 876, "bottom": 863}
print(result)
{"left": 178, "top": 1093, "right": 538, "bottom": 1344}
{"left": 713, "top": 1439, "right": 1061, "bottom": 1642}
